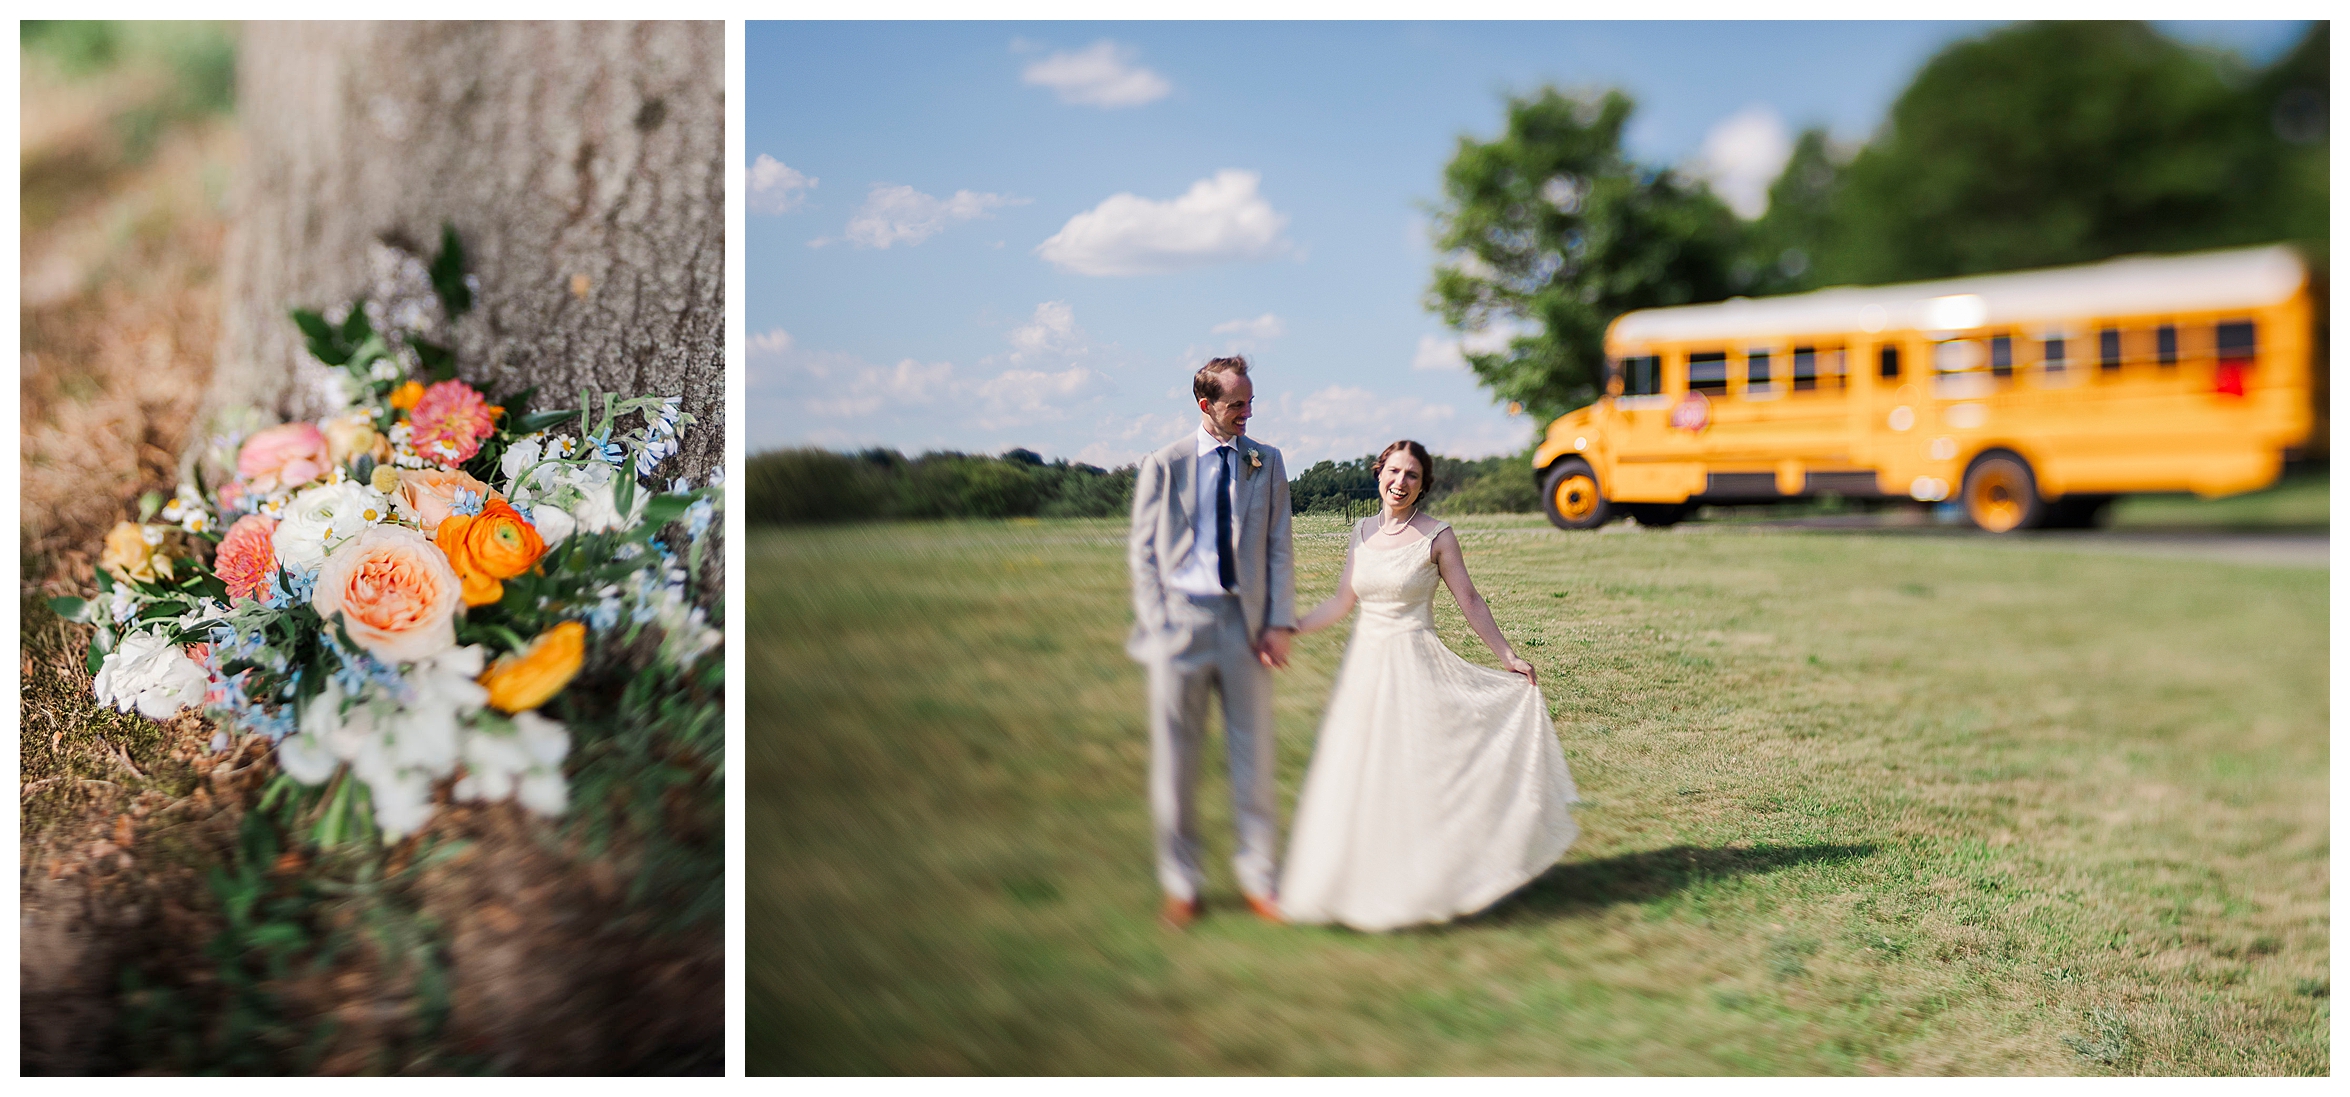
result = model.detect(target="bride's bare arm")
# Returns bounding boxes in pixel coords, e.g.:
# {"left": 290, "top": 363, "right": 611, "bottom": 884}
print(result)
{"left": 1432, "top": 527, "right": 1538, "bottom": 685}
{"left": 1293, "top": 537, "right": 1358, "bottom": 635}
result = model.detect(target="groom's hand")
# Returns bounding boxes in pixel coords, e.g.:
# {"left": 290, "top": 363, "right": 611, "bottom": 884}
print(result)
{"left": 1257, "top": 627, "right": 1294, "bottom": 669}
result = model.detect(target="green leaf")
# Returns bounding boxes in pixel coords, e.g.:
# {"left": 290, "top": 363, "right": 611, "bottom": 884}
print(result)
{"left": 639, "top": 493, "right": 692, "bottom": 528}
{"left": 431, "top": 222, "right": 472, "bottom": 318}
{"left": 515, "top": 409, "right": 578, "bottom": 433}
{"left": 613, "top": 468, "right": 637, "bottom": 519}
{"left": 49, "top": 597, "right": 86, "bottom": 621}
{"left": 86, "top": 644, "right": 105, "bottom": 675}
{"left": 407, "top": 334, "right": 458, "bottom": 382}
{"left": 291, "top": 308, "right": 348, "bottom": 365}
{"left": 339, "top": 300, "right": 373, "bottom": 345}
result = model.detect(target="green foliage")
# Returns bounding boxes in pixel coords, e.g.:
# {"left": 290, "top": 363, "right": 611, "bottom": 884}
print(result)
{"left": 1752, "top": 21, "right": 2329, "bottom": 289}
{"left": 1291, "top": 446, "right": 1542, "bottom": 516}
{"left": 744, "top": 447, "right": 1135, "bottom": 524}
{"left": 1426, "top": 88, "right": 1745, "bottom": 422}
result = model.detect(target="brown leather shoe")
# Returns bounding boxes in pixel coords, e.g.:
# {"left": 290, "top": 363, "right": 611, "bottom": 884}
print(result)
{"left": 1244, "top": 893, "right": 1286, "bottom": 925}
{"left": 1160, "top": 895, "right": 1203, "bottom": 930}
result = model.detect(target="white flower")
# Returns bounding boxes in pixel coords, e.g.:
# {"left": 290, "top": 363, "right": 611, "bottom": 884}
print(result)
{"left": 385, "top": 646, "right": 488, "bottom": 772}
{"left": 456, "top": 710, "right": 571, "bottom": 816}
{"left": 555, "top": 463, "right": 646, "bottom": 534}
{"left": 499, "top": 435, "right": 544, "bottom": 487}
{"left": 528, "top": 504, "right": 577, "bottom": 547}
{"left": 367, "top": 768, "right": 436, "bottom": 840}
{"left": 272, "top": 481, "right": 393, "bottom": 572}
{"left": 92, "top": 630, "right": 209, "bottom": 720}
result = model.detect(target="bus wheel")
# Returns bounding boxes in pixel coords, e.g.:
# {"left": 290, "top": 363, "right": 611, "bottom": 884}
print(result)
{"left": 1542, "top": 459, "right": 1612, "bottom": 531}
{"left": 1624, "top": 503, "right": 1690, "bottom": 528}
{"left": 1961, "top": 451, "right": 2047, "bottom": 533}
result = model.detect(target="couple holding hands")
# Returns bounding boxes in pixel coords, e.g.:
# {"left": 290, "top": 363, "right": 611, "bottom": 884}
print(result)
{"left": 1127, "top": 355, "right": 1581, "bottom": 933}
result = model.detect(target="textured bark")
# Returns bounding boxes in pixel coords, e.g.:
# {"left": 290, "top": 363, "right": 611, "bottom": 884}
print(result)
{"left": 212, "top": 21, "right": 723, "bottom": 482}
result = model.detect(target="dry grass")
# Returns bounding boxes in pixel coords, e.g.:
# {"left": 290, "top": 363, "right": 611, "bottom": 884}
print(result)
{"left": 747, "top": 514, "right": 2326, "bottom": 1075}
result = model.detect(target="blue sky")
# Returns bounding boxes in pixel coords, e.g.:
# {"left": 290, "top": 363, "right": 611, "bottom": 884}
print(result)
{"left": 746, "top": 20, "right": 2309, "bottom": 467}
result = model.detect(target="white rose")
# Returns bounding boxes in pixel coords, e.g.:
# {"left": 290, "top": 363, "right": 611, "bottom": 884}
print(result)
{"left": 271, "top": 481, "right": 392, "bottom": 573}
{"left": 91, "top": 630, "right": 209, "bottom": 720}
{"left": 565, "top": 465, "right": 647, "bottom": 534}
{"left": 526, "top": 504, "right": 577, "bottom": 547}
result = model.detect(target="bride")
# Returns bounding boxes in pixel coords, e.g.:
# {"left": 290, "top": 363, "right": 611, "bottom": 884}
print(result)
{"left": 1278, "top": 439, "right": 1580, "bottom": 931}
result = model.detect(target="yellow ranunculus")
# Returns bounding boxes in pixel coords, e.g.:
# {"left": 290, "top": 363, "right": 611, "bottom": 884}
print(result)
{"left": 480, "top": 621, "right": 586, "bottom": 714}
{"left": 100, "top": 521, "right": 176, "bottom": 584}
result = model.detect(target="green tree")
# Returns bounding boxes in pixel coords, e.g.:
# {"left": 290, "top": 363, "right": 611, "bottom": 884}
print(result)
{"left": 1773, "top": 21, "right": 2324, "bottom": 288}
{"left": 1426, "top": 88, "right": 1744, "bottom": 423}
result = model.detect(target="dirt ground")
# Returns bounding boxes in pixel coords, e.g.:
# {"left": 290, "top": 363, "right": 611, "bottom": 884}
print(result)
{"left": 20, "top": 31, "right": 719, "bottom": 1075}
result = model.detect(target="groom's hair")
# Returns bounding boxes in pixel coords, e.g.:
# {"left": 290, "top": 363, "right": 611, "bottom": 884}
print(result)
{"left": 1194, "top": 356, "right": 1250, "bottom": 403}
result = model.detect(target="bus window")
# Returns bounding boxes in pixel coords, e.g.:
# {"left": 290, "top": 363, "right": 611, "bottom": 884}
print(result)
{"left": 2157, "top": 324, "right": 2178, "bottom": 367}
{"left": 1821, "top": 347, "right": 1846, "bottom": 389}
{"left": 2215, "top": 321, "right": 2256, "bottom": 396}
{"left": 1878, "top": 344, "right": 1901, "bottom": 381}
{"left": 2099, "top": 327, "right": 2122, "bottom": 374}
{"left": 2042, "top": 335, "right": 2066, "bottom": 375}
{"left": 1990, "top": 335, "right": 2013, "bottom": 379}
{"left": 1791, "top": 346, "right": 1816, "bottom": 390}
{"left": 1688, "top": 351, "right": 1729, "bottom": 395}
{"left": 2217, "top": 320, "right": 2256, "bottom": 359}
{"left": 1745, "top": 348, "right": 1774, "bottom": 395}
{"left": 1621, "top": 355, "right": 1662, "bottom": 396}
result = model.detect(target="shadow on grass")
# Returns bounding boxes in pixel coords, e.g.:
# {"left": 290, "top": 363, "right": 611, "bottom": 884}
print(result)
{"left": 1478, "top": 842, "right": 1879, "bottom": 923}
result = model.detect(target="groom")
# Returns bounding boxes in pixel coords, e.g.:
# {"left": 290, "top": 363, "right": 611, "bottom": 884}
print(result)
{"left": 1127, "top": 355, "right": 1296, "bottom": 929}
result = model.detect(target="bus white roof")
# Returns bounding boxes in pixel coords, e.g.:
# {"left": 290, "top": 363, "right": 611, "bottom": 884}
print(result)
{"left": 1608, "top": 245, "right": 2307, "bottom": 347}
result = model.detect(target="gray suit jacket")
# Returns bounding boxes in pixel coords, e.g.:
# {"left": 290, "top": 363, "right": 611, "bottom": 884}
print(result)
{"left": 1126, "top": 433, "right": 1296, "bottom": 662}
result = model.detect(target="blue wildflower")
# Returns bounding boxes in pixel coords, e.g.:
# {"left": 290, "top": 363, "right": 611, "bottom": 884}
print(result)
{"left": 452, "top": 487, "right": 485, "bottom": 517}
{"left": 686, "top": 498, "right": 714, "bottom": 539}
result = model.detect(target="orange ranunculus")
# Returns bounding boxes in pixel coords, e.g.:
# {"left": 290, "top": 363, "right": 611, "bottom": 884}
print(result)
{"left": 435, "top": 498, "right": 546, "bottom": 607}
{"left": 480, "top": 621, "right": 586, "bottom": 713}
{"left": 388, "top": 380, "right": 425, "bottom": 411}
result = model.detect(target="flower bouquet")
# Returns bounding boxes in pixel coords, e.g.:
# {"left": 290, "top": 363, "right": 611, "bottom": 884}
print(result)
{"left": 56, "top": 238, "right": 721, "bottom": 845}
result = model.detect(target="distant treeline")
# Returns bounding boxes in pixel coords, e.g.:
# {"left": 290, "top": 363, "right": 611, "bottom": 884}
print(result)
{"left": 747, "top": 444, "right": 1541, "bottom": 524}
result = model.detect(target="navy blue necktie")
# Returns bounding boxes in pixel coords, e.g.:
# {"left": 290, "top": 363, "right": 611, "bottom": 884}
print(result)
{"left": 1215, "top": 446, "right": 1237, "bottom": 592}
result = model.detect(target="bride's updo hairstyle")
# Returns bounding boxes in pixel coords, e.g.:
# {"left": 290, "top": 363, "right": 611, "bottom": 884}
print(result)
{"left": 1375, "top": 439, "right": 1434, "bottom": 507}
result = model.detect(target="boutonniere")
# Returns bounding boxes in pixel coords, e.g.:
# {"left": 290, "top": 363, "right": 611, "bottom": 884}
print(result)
{"left": 1246, "top": 448, "right": 1263, "bottom": 473}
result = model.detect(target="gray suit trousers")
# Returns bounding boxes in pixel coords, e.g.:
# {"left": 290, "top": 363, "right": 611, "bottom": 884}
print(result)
{"left": 1147, "top": 592, "right": 1279, "bottom": 902}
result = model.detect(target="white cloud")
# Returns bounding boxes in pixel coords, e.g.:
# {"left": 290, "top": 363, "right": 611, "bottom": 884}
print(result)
{"left": 817, "top": 183, "right": 1028, "bottom": 249}
{"left": 749, "top": 328, "right": 793, "bottom": 356}
{"left": 971, "top": 365, "right": 1106, "bottom": 430}
{"left": 747, "top": 155, "right": 816, "bottom": 214}
{"left": 1412, "top": 322, "right": 1530, "bottom": 372}
{"left": 1020, "top": 40, "right": 1171, "bottom": 108}
{"left": 1036, "top": 170, "right": 1293, "bottom": 277}
{"left": 1413, "top": 335, "right": 1467, "bottom": 372}
{"left": 1693, "top": 104, "right": 1794, "bottom": 220}
{"left": 1211, "top": 313, "right": 1284, "bottom": 340}
{"left": 1008, "top": 301, "right": 1086, "bottom": 360}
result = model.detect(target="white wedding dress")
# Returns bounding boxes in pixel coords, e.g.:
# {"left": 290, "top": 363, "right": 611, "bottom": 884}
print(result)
{"left": 1278, "top": 518, "right": 1580, "bottom": 931}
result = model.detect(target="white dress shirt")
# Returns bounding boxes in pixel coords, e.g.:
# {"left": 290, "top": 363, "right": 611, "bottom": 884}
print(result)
{"left": 1167, "top": 426, "right": 1244, "bottom": 597}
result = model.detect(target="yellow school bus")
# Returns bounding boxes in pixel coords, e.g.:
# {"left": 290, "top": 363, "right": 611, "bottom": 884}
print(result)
{"left": 1533, "top": 245, "right": 2321, "bottom": 533}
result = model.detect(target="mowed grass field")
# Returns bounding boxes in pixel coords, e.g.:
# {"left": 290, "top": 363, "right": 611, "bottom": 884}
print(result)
{"left": 746, "top": 512, "right": 2327, "bottom": 1075}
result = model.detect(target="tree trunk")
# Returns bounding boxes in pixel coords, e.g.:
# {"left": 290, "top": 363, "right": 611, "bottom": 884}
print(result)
{"left": 212, "top": 21, "right": 723, "bottom": 484}
{"left": 201, "top": 21, "right": 726, "bottom": 1073}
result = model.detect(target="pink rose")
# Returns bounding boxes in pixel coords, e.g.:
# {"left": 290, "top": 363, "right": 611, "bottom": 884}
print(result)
{"left": 237, "top": 423, "right": 332, "bottom": 494}
{"left": 214, "top": 514, "right": 279, "bottom": 603}
{"left": 391, "top": 468, "right": 500, "bottom": 529}
{"left": 312, "top": 525, "right": 463, "bottom": 664}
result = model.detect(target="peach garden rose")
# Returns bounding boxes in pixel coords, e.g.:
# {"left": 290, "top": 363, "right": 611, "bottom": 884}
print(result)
{"left": 311, "top": 525, "right": 464, "bottom": 664}
{"left": 392, "top": 467, "right": 500, "bottom": 529}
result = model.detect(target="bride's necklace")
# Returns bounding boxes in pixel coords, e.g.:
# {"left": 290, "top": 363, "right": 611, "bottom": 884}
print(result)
{"left": 1378, "top": 505, "right": 1418, "bottom": 535}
